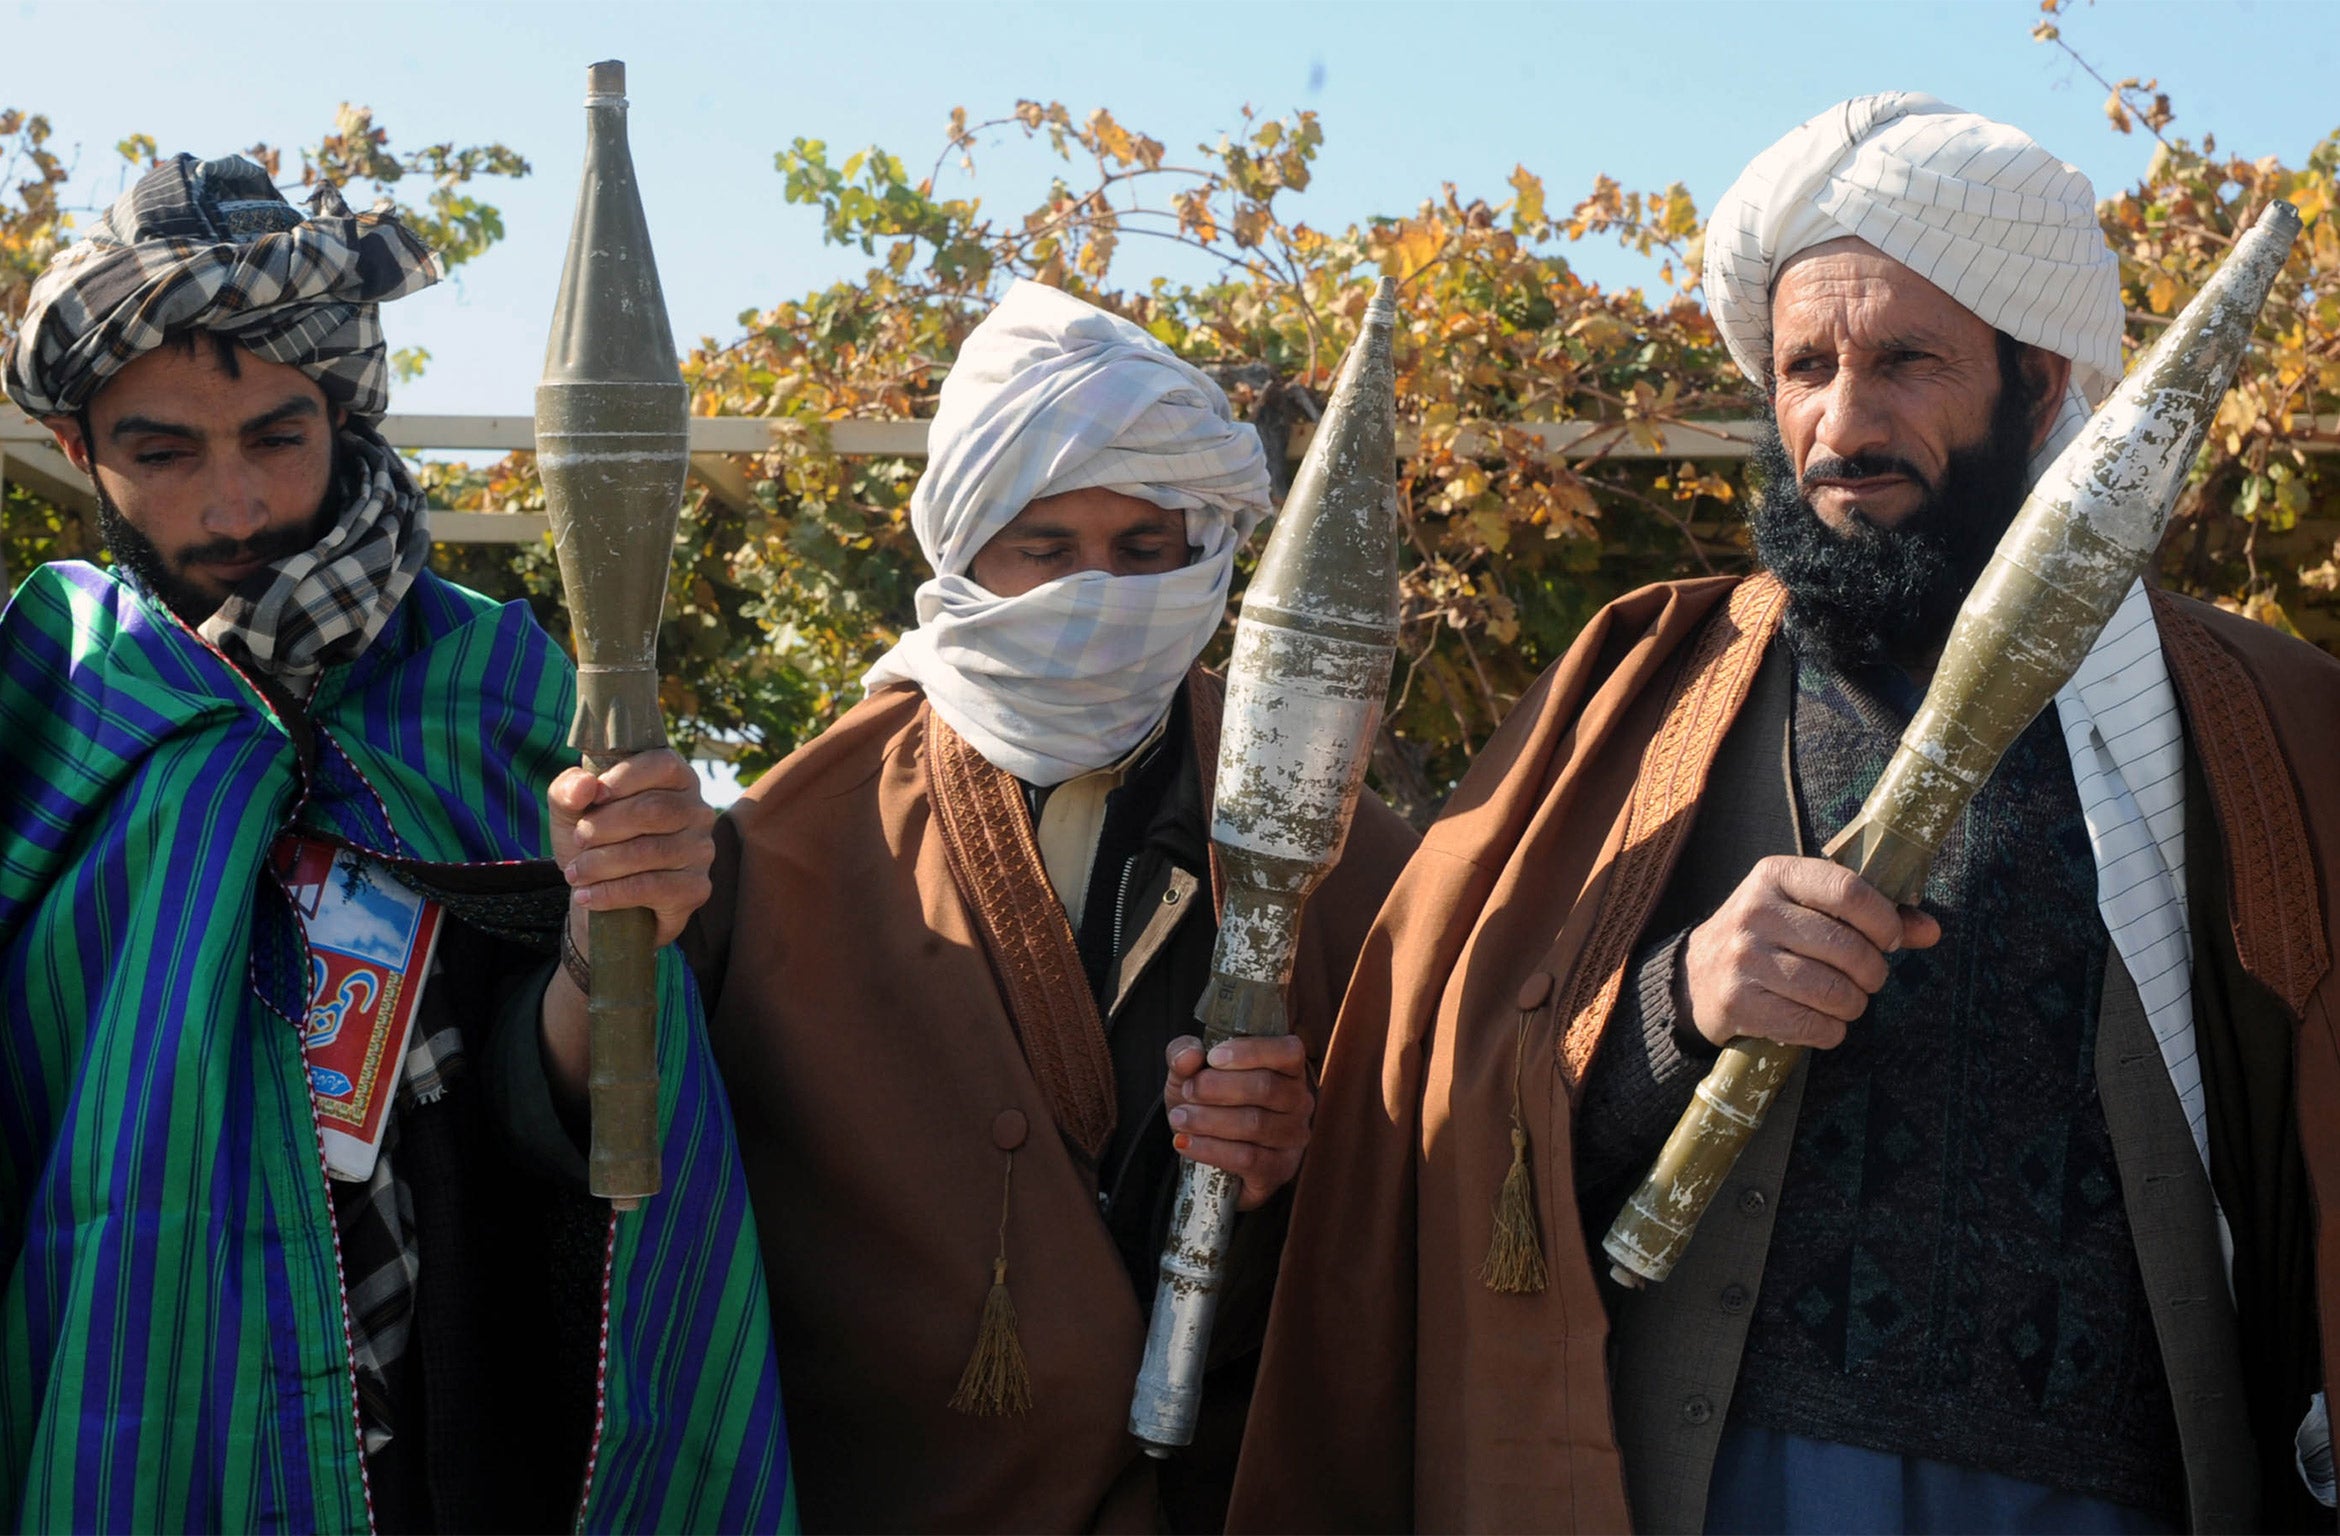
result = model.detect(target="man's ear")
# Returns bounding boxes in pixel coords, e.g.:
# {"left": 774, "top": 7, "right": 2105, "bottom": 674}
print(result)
{"left": 2022, "top": 347, "right": 2073, "bottom": 455}
{"left": 43, "top": 414, "right": 92, "bottom": 476}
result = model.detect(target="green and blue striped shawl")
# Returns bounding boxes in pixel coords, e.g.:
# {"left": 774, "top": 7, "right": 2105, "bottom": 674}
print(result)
{"left": 0, "top": 563, "right": 794, "bottom": 1533}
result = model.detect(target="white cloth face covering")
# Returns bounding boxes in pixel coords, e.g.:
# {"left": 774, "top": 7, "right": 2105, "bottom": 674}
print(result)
{"left": 865, "top": 280, "right": 1272, "bottom": 784}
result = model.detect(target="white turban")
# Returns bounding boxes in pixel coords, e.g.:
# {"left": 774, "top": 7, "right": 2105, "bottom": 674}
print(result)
{"left": 1704, "top": 92, "right": 2126, "bottom": 469}
{"left": 863, "top": 280, "right": 1273, "bottom": 784}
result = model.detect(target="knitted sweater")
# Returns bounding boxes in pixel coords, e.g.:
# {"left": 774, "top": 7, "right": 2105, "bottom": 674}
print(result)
{"left": 1578, "top": 646, "right": 2187, "bottom": 1521}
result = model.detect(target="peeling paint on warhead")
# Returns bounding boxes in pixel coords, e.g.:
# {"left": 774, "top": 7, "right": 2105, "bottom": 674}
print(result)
{"left": 1830, "top": 203, "right": 2299, "bottom": 869}
{"left": 1601, "top": 205, "right": 2301, "bottom": 1290}
{"left": 1132, "top": 278, "right": 1405, "bottom": 1450}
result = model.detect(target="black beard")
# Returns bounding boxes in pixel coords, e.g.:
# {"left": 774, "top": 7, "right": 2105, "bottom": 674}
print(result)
{"left": 98, "top": 444, "right": 346, "bottom": 625}
{"left": 1747, "top": 375, "right": 2039, "bottom": 670}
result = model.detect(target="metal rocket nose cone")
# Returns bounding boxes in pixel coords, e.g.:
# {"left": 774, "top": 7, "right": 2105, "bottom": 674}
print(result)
{"left": 541, "top": 60, "right": 680, "bottom": 386}
{"left": 536, "top": 55, "right": 689, "bottom": 754}
{"left": 2215, "top": 197, "right": 2300, "bottom": 304}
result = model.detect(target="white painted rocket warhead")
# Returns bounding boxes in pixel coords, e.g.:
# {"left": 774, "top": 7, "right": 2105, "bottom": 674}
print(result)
{"left": 1131, "top": 277, "right": 1404, "bottom": 1452}
{"left": 1891, "top": 199, "right": 2300, "bottom": 809}
{"left": 1207, "top": 279, "right": 1402, "bottom": 983}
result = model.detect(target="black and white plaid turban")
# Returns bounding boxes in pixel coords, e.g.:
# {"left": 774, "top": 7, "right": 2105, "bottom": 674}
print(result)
{"left": 3, "top": 153, "right": 439, "bottom": 423}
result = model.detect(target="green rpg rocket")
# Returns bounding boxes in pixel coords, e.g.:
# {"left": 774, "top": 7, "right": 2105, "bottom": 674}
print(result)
{"left": 536, "top": 60, "right": 690, "bottom": 1208}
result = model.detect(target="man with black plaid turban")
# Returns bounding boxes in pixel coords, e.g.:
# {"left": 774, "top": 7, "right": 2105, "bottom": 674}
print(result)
{"left": 0, "top": 154, "right": 795, "bottom": 1532}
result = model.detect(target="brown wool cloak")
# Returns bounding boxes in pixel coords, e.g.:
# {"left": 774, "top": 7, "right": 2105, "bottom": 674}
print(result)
{"left": 1227, "top": 574, "right": 2340, "bottom": 1533}
{"left": 691, "top": 671, "right": 1417, "bottom": 1534}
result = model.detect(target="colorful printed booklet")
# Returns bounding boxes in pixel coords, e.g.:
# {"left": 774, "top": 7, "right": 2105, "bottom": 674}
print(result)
{"left": 271, "top": 836, "right": 446, "bottom": 1182}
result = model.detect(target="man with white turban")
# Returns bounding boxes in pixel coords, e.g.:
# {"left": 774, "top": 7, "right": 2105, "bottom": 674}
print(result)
{"left": 1231, "top": 95, "right": 2340, "bottom": 1533}
{"left": 688, "top": 281, "right": 1417, "bottom": 1532}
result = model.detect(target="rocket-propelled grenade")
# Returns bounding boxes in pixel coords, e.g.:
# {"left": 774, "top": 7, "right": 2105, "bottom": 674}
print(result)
{"left": 1601, "top": 201, "right": 2302, "bottom": 1289}
{"left": 1129, "top": 277, "right": 1404, "bottom": 1453}
{"left": 536, "top": 60, "right": 691, "bottom": 1208}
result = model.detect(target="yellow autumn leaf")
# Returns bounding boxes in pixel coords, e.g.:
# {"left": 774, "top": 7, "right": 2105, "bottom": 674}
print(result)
{"left": 1469, "top": 507, "right": 1511, "bottom": 554}
{"left": 2243, "top": 591, "right": 2303, "bottom": 637}
{"left": 1090, "top": 110, "right": 1135, "bottom": 166}
{"left": 1509, "top": 165, "right": 1546, "bottom": 229}
{"left": 1661, "top": 183, "right": 1699, "bottom": 240}
{"left": 1392, "top": 218, "right": 1444, "bottom": 280}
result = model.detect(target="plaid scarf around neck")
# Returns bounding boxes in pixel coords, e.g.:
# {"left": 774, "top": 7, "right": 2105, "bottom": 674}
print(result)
{"left": 198, "top": 424, "right": 432, "bottom": 689}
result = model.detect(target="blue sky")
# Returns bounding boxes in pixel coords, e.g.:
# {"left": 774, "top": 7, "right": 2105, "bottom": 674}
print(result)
{"left": 7, "top": 0, "right": 2334, "bottom": 420}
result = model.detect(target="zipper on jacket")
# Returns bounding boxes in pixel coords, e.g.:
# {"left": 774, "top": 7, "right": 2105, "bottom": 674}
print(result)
{"left": 1110, "top": 855, "right": 1139, "bottom": 966}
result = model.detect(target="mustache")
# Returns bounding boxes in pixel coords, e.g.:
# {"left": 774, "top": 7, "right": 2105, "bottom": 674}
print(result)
{"left": 175, "top": 521, "right": 319, "bottom": 572}
{"left": 1800, "top": 453, "right": 1931, "bottom": 492}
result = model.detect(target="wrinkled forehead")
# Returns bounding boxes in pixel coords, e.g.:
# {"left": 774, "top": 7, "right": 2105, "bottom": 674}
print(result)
{"left": 1768, "top": 236, "right": 1994, "bottom": 356}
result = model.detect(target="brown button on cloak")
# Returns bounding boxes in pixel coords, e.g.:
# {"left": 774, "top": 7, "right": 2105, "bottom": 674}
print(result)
{"left": 1228, "top": 575, "right": 2340, "bottom": 1533}
{"left": 690, "top": 671, "right": 1417, "bottom": 1533}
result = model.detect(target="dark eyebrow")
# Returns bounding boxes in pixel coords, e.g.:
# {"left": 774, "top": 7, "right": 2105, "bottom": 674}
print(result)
{"left": 239, "top": 396, "right": 323, "bottom": 435}
{"left": 1776, "top": 330, "right": 1950, "bottom": 367}
{"left": 1001, "top": 521, "right": 1079, "bottom": 541}
{"left": 108, "top": 414, "right": 199, "bottom": 443}
{"left": 107, "top": 394, "right": 322, "bottom": 445}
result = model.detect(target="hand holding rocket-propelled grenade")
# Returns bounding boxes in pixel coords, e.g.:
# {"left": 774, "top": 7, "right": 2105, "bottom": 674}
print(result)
{"left": 1129, "top": 277, "right": 1404, "bottom": 1453}
{"left": 536, "top": 61, "right": 690, "bottom": 1208}
{"left": 1602, "top": 201, "right": 2302, "bottom": 1289}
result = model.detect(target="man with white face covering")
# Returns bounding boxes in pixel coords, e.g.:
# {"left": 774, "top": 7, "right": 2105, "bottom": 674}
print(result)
{"left": 1233, "top": 95, "right": 2339, "bottom": 1534}
{"left": 687, "top": 281, "right": 1417, "bottom": 1533}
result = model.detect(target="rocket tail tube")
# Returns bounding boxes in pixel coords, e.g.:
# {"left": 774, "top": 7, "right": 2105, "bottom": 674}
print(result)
{"left": 1601, "top": 201, "right": 2302, "bottom": 1287}
{"left": 536, "top": 59, "right": 690, "bottom": 1207}
{"left": 585, "top": 903, "right": 662, "bottom": 1206}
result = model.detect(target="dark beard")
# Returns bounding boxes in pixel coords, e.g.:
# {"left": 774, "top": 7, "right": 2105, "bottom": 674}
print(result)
{"left": 98, "top": 444, "right": 345, "bottom": 625}
{"left": 1747, "top": 372, "right": 2040, "bottom": 670}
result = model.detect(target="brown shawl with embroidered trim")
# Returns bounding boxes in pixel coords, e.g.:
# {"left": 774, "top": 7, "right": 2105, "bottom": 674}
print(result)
{"left": 1228, "top": 575, "right": 2340, "bottom": 1534}
{"left": 689, "top": 670, "right": 1416, "bottom": 1534}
